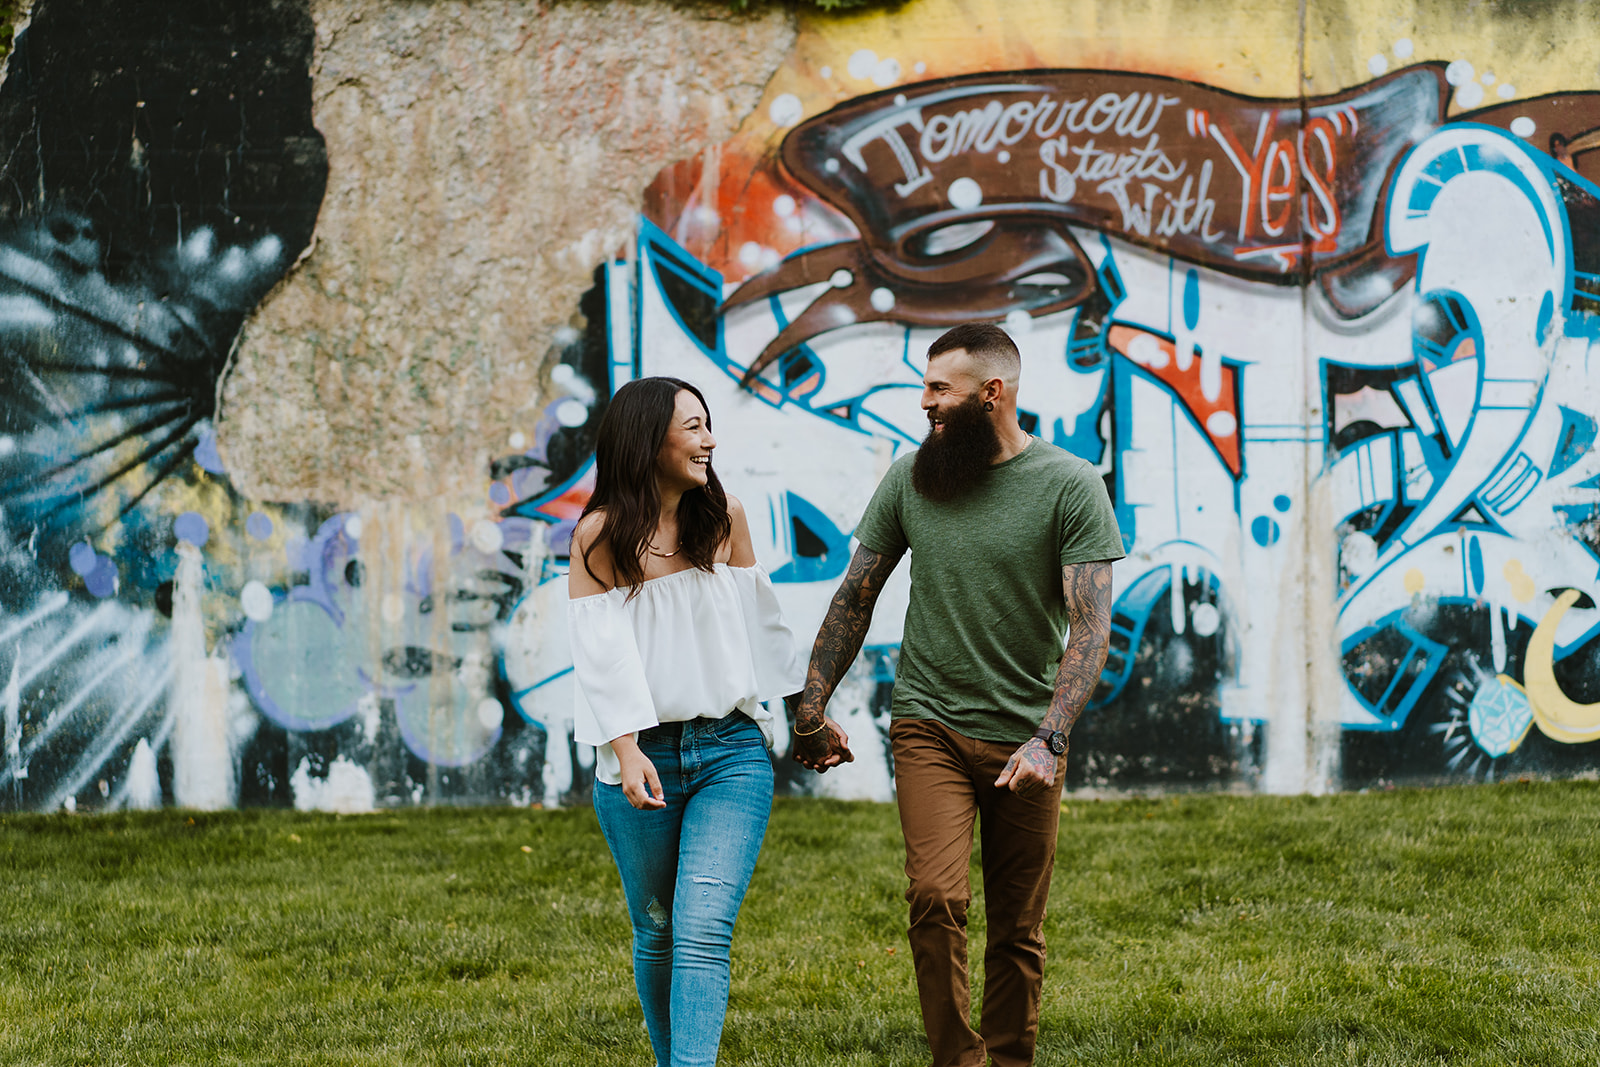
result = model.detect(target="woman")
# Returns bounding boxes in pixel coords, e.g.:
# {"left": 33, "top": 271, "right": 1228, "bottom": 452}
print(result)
{"left": 568, "top": 376, "right": 837, "bottom": 1067}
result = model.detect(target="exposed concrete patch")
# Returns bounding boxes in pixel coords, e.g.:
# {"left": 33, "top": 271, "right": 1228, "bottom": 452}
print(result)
{"left": 220, "top": 0, "right": 795, "bottom": 504}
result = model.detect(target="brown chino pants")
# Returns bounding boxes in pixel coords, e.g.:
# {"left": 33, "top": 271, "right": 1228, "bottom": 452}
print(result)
{"left": 890, "top": 717, "right": 1063, "bottom": 1067}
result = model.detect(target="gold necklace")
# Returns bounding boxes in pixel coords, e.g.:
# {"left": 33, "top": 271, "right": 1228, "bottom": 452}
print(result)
{"left": 647, "top": 541, "right": 680, "bottom": 558}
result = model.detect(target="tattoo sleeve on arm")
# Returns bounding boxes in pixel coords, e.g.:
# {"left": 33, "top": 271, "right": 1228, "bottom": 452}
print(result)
{"left": 1039, "top": 561, "right": 1114, "bottom": 737}
{"left": 796, "top": 544, "right": 903, "bottom": 732}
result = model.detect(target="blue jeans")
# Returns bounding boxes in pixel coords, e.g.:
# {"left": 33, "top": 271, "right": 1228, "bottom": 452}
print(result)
{"left": 593, "top": 713, "right": 774, "bottom": 1067}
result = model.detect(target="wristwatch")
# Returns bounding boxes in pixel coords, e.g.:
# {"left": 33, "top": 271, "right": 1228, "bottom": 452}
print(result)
{"left": 1032, "top": 726, "right": 1067, "bottom": 755}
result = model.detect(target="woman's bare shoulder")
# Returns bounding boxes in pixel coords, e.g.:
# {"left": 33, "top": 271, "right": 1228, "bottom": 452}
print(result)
{"left": 569, "top": 511, "right": 614, "bottom": 595}
{"left": 723, "top": 493, "right": 756, "bottom": 566}
{"left": 572, "top": 509, "right": 606, "bottom": 544}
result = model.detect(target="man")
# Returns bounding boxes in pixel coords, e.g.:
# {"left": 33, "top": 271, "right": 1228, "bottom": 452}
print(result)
{"left": 793, "top": 322, "right": 1122, "bottom": 1067}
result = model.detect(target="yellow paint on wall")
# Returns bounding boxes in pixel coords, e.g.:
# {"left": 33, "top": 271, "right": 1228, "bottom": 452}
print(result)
{"left": 748, "top": 0, "right": 1309, "bottom": 148}
{"left": 1403, "top": 567, "right": 1425, "bottom": 594}
{"left": 747, "top": 0, "right": 1600, "bottom": 151}
{"left": 1305, "top": 0, "right": 1600, "bottom": 99}
{"left": 797, "top": 0, "right": 1303, "bottom": 93}
{"left": 1524, "top": 588, "right": 1600, "bottom": 743}
{"left": 1502, "top": 559, "right": 1536, "bottom": 603}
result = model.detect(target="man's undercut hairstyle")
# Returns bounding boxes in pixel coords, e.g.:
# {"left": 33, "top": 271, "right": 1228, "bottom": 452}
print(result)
{"left": 927, "top": 322, "right": 1021, "bottom": 386}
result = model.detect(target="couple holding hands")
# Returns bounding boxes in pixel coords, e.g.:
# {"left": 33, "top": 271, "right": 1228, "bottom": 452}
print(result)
{"left": 568, "top": 324, "right": 1123, "bottom": 1067}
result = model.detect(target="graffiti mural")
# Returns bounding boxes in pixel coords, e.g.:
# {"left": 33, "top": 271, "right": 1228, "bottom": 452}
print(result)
{"left": 7, "top": 0, "right": 1600, "bottom": 811}
{"left": 506, "top": 50, "right": 1600, "bottom": 795}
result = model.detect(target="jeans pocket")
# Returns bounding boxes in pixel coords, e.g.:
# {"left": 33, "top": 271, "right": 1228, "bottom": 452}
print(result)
{"left": 708, "top": 712, "right": 765, "bottom": 748}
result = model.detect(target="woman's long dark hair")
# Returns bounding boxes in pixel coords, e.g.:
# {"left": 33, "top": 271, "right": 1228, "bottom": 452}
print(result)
{"left": 579, "top": 377, "right": 731, "bottom": 593}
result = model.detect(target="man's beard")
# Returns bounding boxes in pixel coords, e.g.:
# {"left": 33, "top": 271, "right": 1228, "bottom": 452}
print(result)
{"left": 911, "top": 393, "right": 1003, "bottom": 502}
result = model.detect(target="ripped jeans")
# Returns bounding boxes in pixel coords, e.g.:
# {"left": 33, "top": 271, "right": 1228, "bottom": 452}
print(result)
{"left": 593, "top": 713, "right": 774, "bottom": 1067}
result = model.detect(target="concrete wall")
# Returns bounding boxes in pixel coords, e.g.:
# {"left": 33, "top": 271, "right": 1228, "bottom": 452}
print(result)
{"left": 4, "top": 0, "right": 1600, "bottom": 811}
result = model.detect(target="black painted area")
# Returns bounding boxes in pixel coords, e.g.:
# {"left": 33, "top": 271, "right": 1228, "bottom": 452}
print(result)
{"left": 0, "top": 0, "right": 325, "bottom": 268}
{"left": 1342, "top": 600, "right": 1600, "bottom": 786}
{"left": 1067, "top": 577, "right": 1254, "bottom": 789}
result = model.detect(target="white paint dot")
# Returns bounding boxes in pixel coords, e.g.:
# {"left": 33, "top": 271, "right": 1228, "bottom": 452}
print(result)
{"left": 759, "top": 248, "right": 781, "bottom": 272}
{"left": 997, "top": 150, "right": 1011, "bottom": 164}
{"left": 784, "top": 215, "right": 803, "bottom": 233}
{"left": 1445, "top": 59, "right": 1475, "bottom": 87}
{"left": 0, "top": 436, "right": 14, "bottom": 456}
{"left": 343, "top": 515, "right": 363, "bottom": 540}
{"left": 1511, "top": 116, "right": 1537, "bottom": 138}
{"left": 1481, "top": 71, "right": 1497, "bottom": 85}
{"left": 1368, "top": 54, "right": 1388, "bottom": 76}
{"left": 830, "top": 269, "right": 854, "bottom": 288}
{"left": 1191, "top": 602, "right": 1220, "bottom": 637}
{"left": 1394, "top": 38, "right": 1414, "bottom": 59}
{"left": 508, "top": 430, "right": 527, "bottom": 450}
{"left": 772, "top": 194, "right": 797, "bottom": 218}
{"left": 1498, "top": 84, "right": 1516, "bottom": 100}
{"left": 381, "top": 593, "right": 406, "bottom": 624}
{"left": 691, "top": 205, "right": 719, "bottom": 228}
{"left": 769, "top": 93, "right": 804, "bottom": 128}
{"left": 1455, "top": 82, "right": 1485, "bottom": 109}
{"left": 1126, "top": 333, "right": 1168, "bottom": 369}
{"left": 471, "top": 519, "right": 505, "bottom": 554}
{"left": 553, "top": 325, "right": 580, "bottom": 348}
{"left": 871, "top": 57, "right": 902, "bottom": 88}
{"left": 476, "top": 698, "right": 505, "bottom": 731}
{"left": 555, "top": 398, "right": 589, "bottom": 427}
{"left": 869, "top": 288, "right": 895, "bottom": 313}
{"left": 914, "top": 61, "right": 927, "bottom": 75}
{"left": 948, "top": 177, "right": 983, "bottom": 210}
{"left": 1205, "top": 410, "right": 1238, "bottom": 438}
{"left": 550, "top": 364, "right": 575, "bottom": 387}
{"left": 739, "top": 241, "right": 763, "bottom": 269}
{"left": 240, "top": 580, "right": 274, "bottom": 622}
{"left": 1341, "top": 532, "right": 1379, "bottom": 578}
{"left": 847, "top": 49, "right": 877, "bottom": 80}
{"left": 819, "top": 65, "right": 832, "bottom": 80}
{"left": 825, "top": 158, "right": 841, "bottom": 174}
{"left": 894, "top": 94, "right": 907, "bottom": 107}
{"left": 1005, "top": 309, "right": 1033, "bottom": 335}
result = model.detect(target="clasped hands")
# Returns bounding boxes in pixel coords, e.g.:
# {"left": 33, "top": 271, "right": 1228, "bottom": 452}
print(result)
{"left": 788, "top": 696, "right": 853, "bottom": 774}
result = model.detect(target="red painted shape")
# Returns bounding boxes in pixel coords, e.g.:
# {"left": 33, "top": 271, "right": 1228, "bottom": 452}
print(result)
{"left": 1107, "top": 324, "right": 1243, "bottom": 478}
{"left": 536, "top": 467, "right": 596, "bottom": 522}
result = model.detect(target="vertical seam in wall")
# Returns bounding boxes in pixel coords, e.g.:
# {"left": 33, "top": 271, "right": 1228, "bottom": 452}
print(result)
{"left": 1296, "top": 0, "right": 1319, "bottom": 790}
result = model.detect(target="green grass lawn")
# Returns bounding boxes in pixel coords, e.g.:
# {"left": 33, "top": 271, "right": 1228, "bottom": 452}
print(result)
{"left": 2, "top": 782, "right": 1599, "bottom": 1066}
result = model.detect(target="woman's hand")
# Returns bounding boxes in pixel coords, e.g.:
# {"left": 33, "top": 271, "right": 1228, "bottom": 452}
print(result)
{"left": 612, "top": 735, "right": 666, "bottom": 810}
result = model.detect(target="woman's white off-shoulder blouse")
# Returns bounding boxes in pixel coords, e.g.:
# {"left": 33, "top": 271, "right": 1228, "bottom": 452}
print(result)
{"left": 568, "top": 563, "right": 806, "bottom": 785}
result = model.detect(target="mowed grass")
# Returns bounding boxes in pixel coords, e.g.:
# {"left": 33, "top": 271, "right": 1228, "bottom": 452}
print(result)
{"left": 2, "top": 783, "right": 1599, "bottom": 1066}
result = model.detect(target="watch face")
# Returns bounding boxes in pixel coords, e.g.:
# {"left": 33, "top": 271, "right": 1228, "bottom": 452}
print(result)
{"left": 1047, "top": 732, "right": 1066, "bottom": 755}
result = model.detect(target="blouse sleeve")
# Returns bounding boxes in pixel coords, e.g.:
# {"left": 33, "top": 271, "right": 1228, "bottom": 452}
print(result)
{"left": 567, "top": 592, "right": 658, "bottom": 745}
{"left": 729, "top": 565, "right": 807, "bottom": 701}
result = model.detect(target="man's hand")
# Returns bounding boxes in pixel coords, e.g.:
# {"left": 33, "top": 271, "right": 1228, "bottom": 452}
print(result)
{"left": 994, "top": 736, "right": 1061, "bottom": 797}
{"left": 792, "top": 717, "right": 853, "bottom": 773}
{"left": 994, "top": 560, "right": 1112, "bottom": 800}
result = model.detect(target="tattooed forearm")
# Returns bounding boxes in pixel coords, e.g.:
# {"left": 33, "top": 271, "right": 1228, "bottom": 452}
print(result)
{"left": 1039, "top": 560, "right": 1114, "bottom": 736}
{"left": 796, "top": 544, "right": 903, "bottom": 730}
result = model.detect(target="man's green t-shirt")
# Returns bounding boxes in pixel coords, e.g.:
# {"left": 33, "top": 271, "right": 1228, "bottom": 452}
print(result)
{"left": 853, "top": 438, "right": 1125, "bottom": 745}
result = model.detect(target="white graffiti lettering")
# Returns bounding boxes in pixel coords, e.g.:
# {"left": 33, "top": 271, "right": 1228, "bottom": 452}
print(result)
{"left": 1154, "top": 159, "right": 1223, "bottom": 240}
{"left": 1037, "top": 132, "right": 1189, "bottom": 232}
{"left": 921, "top": 90, "right": 1181, "bottom": 165}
